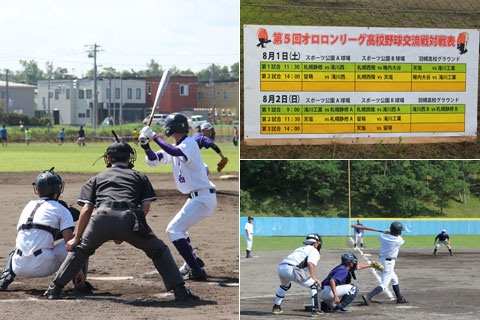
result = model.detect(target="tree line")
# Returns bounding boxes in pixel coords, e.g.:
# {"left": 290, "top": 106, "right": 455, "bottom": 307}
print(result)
{"left": 240, "top": 160, "right": 480, "bottom": 218}
{"left": 0, "top": 59, "right": 239, "bottom": 85}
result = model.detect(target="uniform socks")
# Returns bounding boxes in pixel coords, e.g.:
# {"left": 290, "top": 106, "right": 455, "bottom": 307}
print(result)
{"left": 392, "top": 284, "right": 403, "bottom": 301}
{"left": 433, "top": 249, "right": 437, "bottom": 255}
{"left": 367, "top": 285, "right": 383, "bottom": 299}
{"left": 173, "top": 238, "right": 202, "bottom": 272}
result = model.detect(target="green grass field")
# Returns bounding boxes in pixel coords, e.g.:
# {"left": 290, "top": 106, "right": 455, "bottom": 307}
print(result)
{"left": 240, "top": 235, "right": 480, "bottom": 251}
{"left": 0, "top": 142, "right": 238, "bottom": 173}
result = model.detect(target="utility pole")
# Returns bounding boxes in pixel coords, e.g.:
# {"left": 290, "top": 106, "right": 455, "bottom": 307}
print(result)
{"left": 108, "top": 75, "right": 112, "bottom": 120}
{"left": 211, "top": 63, "right": 216, "bottom": 125}
{"left": 86, "top": 43, "right": 102, "bottom": 129}
{"left": 5, "top": 69, "right": 9, "bottom": 113}
{"left": 47, "top": 74, "right": 51, "bottom": 120}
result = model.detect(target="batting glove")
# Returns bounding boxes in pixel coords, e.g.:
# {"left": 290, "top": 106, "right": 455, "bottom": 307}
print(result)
{"left": 139, "top": 133, "right": 150, "bottom": 145}
{"left": 140, "top": 126, "right": 156, "bottom": 139}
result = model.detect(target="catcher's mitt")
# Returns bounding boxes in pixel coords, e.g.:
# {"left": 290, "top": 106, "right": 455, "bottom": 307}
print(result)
{"left": 217, "top": 157, "right": 228, "bottom": 172}
{"left": 371, "top": 261, "right": 384, "bottom": 271}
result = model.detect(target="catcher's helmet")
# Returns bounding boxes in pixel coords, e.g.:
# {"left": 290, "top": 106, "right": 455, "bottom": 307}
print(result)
{"left": 390, "top": 221, "right": 404, "bottom": 236}
{"left": 303, "top": 233, "right": 322, "bottom": 251}
{"left": 341, "top": 253, "right": 358, "bottom": 266}
{"left": 33, "top": 167, "right": 64, "bottom": 198}
{"left": 105, "top": 140, "right": 136, "bottom": 168}
{"left": 164, "top": 113, "right": 189, "bottom": 137}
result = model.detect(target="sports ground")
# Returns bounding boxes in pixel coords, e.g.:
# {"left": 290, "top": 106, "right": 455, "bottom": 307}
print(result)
{"left": 240, "top": 236, "right": 480, "bottom": 319}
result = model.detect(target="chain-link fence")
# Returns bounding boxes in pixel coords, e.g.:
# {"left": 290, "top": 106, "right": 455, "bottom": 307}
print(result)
{"left": 240, "top": 0, "right": 480, "bottom": 158}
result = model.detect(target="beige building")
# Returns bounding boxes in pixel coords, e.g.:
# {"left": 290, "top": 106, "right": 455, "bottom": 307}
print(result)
{"left": 197, "top": 80, "right": 238, "bottom": 124}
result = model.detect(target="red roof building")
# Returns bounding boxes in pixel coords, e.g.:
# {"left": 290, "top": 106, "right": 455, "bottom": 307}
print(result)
{"left": 146, "top": 76, "right": 197, "bottom": 114}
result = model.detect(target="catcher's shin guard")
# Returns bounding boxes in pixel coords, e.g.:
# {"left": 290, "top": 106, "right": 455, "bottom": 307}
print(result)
{"left": 338, "top": 284, "right": 358, "bottom": 308}
{"left": 310, "top": 283, "right": 321, "bottom": 311}
{"left": 0, "top": 250, "right": 16, "bottom": 290}
{"left": 274, "top": 283, "right": 291, "bottom": 305}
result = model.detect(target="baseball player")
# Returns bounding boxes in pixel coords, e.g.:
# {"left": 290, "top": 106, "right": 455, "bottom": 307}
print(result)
{"left": 272, "top": 234, "right": 324, "bottom": 317}
{"left": 139, "top": 113, "right": 216, "bottom": 281}
{"left": 0, "top": 168, "right": 90, "bottom": 292}
{"left": 192, "top": 122, "right": 228, "bottom": 172}
{"left": 244, "top": 216, "right": 254, "bottom": 258}
{"left": 43, "top": 139, "right": 198, "bottom": 301}
{"left": 353, "top": 219, "right": 364, "bottom": 249}
{"left": 362, "top": 221, "right": 407, "bottom": 305}
{"left": 319, "top": 253, "right": 383, "bottom": 313}
{"left": 1, "top": 125, "right": 7, "bottom": 147}
{"left": 433, "top": 229, "right": 453, "bottom": 256}
{"left": 77, "top": 126, "right": 86, "bottom": 147}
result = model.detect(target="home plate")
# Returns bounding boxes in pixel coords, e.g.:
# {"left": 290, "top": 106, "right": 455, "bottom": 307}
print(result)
{"left": 219, "top": 175, "right": 238, "bottom": 180}
{"left": 88, "top": 276, "right": 133, "bottom": 281}
{"left": 207, "top": 282, "right": 239, "bottom": 287}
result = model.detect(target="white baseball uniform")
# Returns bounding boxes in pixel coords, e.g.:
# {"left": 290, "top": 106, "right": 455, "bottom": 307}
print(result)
{"left": 244, "top": 222, "right": 253, "bottom": 251}
{"left": 146, "top": 136, "right": 217, "bottom": 242}
{"left": 378, "top": 233, "right": 404, "bottom": 290}
{"left": 12, "top": 198, "right": 74, "bottom": 278}
{"left": 274, "top": 245, "right": 320, "bottom": 306}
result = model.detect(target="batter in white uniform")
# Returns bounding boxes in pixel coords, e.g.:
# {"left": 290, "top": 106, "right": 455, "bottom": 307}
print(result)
{"left": 0, "top": 168, "right": 88, "bottom": 291}
{"left": 362, "top": 221, "right": 407, "bottom": 305}
{"left": 139, "top": 113, "right": 216, "bottom": 281}
{"left": 272, "top": 234, "right": 324, "bottom": 317}
{"left": 245, "top": 216, "right": 254, "bottom": 258}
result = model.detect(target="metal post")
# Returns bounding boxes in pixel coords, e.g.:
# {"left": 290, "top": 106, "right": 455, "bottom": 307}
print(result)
{"left": 211, "top": 63, "right": 216, "bottom": 125}
{"left": 348, "top": 160, "right": 351, "bottom": 237}
{"left": 47, "top": 76, "right": 51, "bottom": 119}
{"left": 93, "top": 43, "right": 98, "bottom": 129}
{"left": 120, "top": 73, "right": 123, "bottom": 133}
{"left": 108, "top": 75, "right": 111, "bottom": 120}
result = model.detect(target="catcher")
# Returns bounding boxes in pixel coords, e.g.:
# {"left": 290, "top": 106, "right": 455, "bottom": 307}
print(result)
{"left": 192, "top": 122, "right": 228, "bottom": 172}
{"left": 434, "top": 229, "right": 453, "bottom": 256}
{"left": 319, "top": 253, "right": 384, "bottom": 313}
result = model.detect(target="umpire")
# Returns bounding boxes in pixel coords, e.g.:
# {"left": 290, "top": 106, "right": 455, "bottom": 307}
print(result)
{"left": 43, "top": 139, "right": 198, "bottom": 301}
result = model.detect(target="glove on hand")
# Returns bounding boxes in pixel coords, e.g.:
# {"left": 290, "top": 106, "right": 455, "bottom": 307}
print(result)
{"left": 140, "top": 126, "right": 156, "bottom": 139}
{"left": 371, "top": 261, "right": 385, "bottom": 271}
{"left": 217, "top": 157, "right": 228, "bottom": 172}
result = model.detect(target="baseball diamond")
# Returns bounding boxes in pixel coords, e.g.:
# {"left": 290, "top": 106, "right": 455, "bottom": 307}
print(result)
{"left": 0, "top": 172, "right": 239, "bottom": 319}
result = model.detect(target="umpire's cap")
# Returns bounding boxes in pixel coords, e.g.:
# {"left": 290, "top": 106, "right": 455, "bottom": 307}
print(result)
{"left": 390, "top": 221, "right": 404, "bottom": 236}
{"left": 33, "top": 167, "right": 64, "bottom": 197}
{"left": 164, "top": 113, "right": 189, "bottom": 137}
{"left": 105, "top": 140, "right": 136, "bottom": 168}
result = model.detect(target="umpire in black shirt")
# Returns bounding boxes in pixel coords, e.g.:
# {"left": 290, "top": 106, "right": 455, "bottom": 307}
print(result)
{"left": 44, "top": 139, "right": 198, "bottom": 301}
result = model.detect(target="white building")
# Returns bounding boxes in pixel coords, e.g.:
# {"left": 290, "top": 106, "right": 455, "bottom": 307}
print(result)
{"left": 0, "top": 80, "right": 36, "bottom": 117}
{"left": 36, "top": 78, "right": 146, "bottom": 125}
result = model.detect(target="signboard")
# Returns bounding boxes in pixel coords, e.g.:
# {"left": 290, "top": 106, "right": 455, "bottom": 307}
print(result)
{"left": 243, "top": 25, "right": 479, "bottom": 145}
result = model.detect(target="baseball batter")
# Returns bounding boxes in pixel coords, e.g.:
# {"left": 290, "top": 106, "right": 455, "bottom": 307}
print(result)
{"left": 43, "top": 139, "right": 197, "bottom": 301}
{"left": 139, "top": 113, "right": 216, "bottom": 281}
{"left": 272, "top": 234, "right": 324, "bottom": 317}
{"left": 244, "top": 216, "right": 254, "bottom": 258}
{"left": 353, "top": 219, "right": 364, "bottom": 249}
{"left": 0, "top": 168, "right": 90, "bottom": 292}
{"left": 363, "top": 221, "right": 407, "bottom": 305}
{"left": 434, "top": 229, "right": 453, "bottom": 256}
{"left": 319, "top": 253, "right": 383, "bottom": 313}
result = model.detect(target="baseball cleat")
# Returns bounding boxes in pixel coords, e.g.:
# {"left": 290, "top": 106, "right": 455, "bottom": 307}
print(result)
{"left": 174, "top": 285, "right": 200, "bottom": 302}
{"left": 179, "top": 257, "right": 205, "bottom": 276}
{"left": 362, "top": 295, "right": 371, "bottom": 306}
{"left": 396, "top": 297, "right": 408, "bottom": 304}
{"left": 0, "top": 278, "right": 12, "bottom": 291}
{"left": 335, "top": 306, "right": 352, "bottom": 313}
{"left": 272, "top": 304, "right": 283, "bottom": 314}
{"left": 43, "top": 284, "right": 62, "bottom": 300}
{"left": 184, "top": 268, "right": 207, "bottom": 281}
{"left": 311, "top": 309, "right": 325, "bottom": 317}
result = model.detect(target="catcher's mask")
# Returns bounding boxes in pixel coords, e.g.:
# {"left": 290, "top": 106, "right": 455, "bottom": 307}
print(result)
{"left": 341, "top": 253, "right": 358, "bottom": 280}
{"left": 303, "top": 233, "right": 322, "bottom": 252}
{"left": 164, "top": 113, "right": 189, "bottom": 137}
{"left": 390, "top": 221, "right": 404, "bottom": 236}
{"left": 33, "top": 167, "right": 64, "bottom": 200}
{"left": 94, "top": 131, "right": 136, "bottom": 168}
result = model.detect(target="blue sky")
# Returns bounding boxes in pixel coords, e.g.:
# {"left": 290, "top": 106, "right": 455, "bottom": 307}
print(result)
{"left": 0, "top": 0, "right": 239, "bottom": 76}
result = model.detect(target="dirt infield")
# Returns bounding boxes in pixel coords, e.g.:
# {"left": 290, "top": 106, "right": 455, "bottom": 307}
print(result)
{"left": 0, "top": 172, "right": 239, "bottom": 320}
{"left": 240, "top": 245, "right": 480, "bottom": 319}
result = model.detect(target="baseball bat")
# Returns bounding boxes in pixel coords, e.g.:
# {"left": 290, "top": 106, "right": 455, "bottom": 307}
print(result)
{"left": 146, "top": 70, "right": 171, "bottom": 127}
{"left": 351, "top": 224, "right": 385, "bottom": 233}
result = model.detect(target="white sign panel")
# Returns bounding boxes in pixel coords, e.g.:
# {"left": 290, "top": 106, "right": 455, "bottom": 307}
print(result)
{"left": 244, "top": 25, "right": 479, "bottom": 141}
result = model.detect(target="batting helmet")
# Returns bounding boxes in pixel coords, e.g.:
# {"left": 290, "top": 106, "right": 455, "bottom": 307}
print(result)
{"left": 164, "top": 113, "right": 189, "bottom": 137}
{"left": 248, "top": 216, "right": 254, "bottom": 221}
{"left": 303, "top": 233, "right": 322, "bottom": 251}
{"left": 104, "top": 140, "right": 136, "bottom": 168}
{"left": 32, "top": 167, "right": 64, "bottom": 199}
{"left": 390, "top": 221, "right": 404, "bottom": 236}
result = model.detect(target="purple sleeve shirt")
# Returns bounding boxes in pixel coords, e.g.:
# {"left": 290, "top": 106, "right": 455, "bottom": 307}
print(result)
{"left": 321, "top": 265, "right": 349, "bottom": 287}
{"left": 192, "top": 132, "right": 214, "bottom": 149}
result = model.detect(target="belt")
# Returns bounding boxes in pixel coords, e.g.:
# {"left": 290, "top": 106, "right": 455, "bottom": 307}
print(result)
{"left": 188, "top": 188, "right": 216, "bottom": 199}
{"left": 96, "top": 201, "right": 137, "bottom": 210}
{"left": 384, "top": 258, "right": 396, "bottom": 261}
{"left": 17, "top": 249, "right": 42, "bottom": 257}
